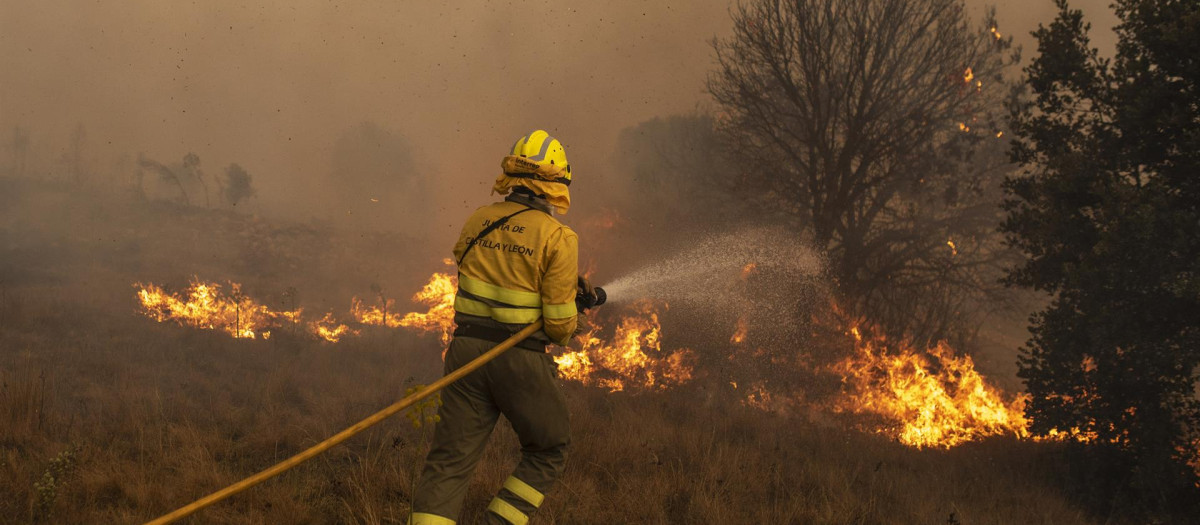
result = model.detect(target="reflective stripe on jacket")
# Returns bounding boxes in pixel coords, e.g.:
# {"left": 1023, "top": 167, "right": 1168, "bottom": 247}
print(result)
{"left": 452, "top": 198, "right": 578, "bottom": 346}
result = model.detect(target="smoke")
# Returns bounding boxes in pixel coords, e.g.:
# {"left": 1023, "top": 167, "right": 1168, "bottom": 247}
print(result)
{"left": 0, "top": 1, "right": 1117, "bottom": 233}
{"left": 0, "top": 0, "right": 732, "bottom": 234}
{"left": 0, "top": 0, "right": 1119, "bottom": 389}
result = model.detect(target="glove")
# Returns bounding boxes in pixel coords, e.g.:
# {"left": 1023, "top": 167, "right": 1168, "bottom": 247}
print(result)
{"left": 575, "top": 275, "right": 598, "bottom": 312}
{"left": 573, "top": 313, "right": 591, "bottom": 336}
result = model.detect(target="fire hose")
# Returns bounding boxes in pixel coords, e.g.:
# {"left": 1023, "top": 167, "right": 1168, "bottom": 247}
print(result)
{"left": 141, "top": 321, "right": 544, "bottom": 525}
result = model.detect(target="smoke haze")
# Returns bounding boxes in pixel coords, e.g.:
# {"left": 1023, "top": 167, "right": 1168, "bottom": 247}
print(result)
{"left": 1, "top": 0, "right": 1117, "bottom": 236}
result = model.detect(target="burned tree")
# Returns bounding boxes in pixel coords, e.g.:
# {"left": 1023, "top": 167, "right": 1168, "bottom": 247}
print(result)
{"left": 138, "top": 153, "right": 190, "bottom": 205}
{"left": 182, "top": 152, "right": 210, "bottom": 208}
{"left": 221, "top": 163, "right": 255, "bottom": 208}
{"left": 708, "top": 0, "right": 1019, "bottom": 343}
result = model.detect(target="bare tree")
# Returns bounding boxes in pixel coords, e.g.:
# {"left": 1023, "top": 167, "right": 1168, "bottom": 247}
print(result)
{"left": 182, "top": 153, "right": 210, "bottom": 207}
{"left": 137, "top": 153, "right": 189, "bottom": 205}
{"left": 708, "top": 0, "right": 1019, "bottom": 343}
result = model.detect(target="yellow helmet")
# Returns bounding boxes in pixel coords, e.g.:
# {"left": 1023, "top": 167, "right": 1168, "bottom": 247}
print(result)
{"left": 506, "top": 130, "right": 571, "bottom": 183}
{"left": 494, "top": 130, "right": 573, "bottom": 213}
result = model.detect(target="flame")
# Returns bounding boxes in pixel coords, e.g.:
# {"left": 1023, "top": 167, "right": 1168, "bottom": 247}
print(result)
{"left": 135, "top": 279, "right": 352, "bottom": 342}
{"left": 137, "top": 267, "right": 1115, "bottom": 452}
{"left": 996, "top": 131, "right": 1004, "bottom": 138}
{"left": 1041, "top": 426, "right": 1098, "bottom": 442}
{"left": 833, "top": 324, "right": 1031, "bottom": 448}
{"left": 353, "top": 272, "right": 458, "bottom": 346}
{"left": 397, "top": 271, "right": 458, "bottom": 346}
{"left": 946, "top": 240, "right": 958, "bottom": 256}
{"left": 963, "top": 67, "right": 974, "bottom": 84}
{"left": 730, "top": 262, "right": 755, "bottom": 344}
{"left": 310, "top": 312, "right": 355, "bottom": 343}
{"left": 1187, "top": 440, "right": 1200, "bottom": 487}
{"left": 350, "top": 296, "right": 402, "bottom": 327}
{"left": 730, "top": 316, "right": 749, "bottom": 344}
{"left": 958, "top": 122, "right": 971, "bottom": 132}
{"left": 554, "top": 300, "right": 694, "bottom": 392}
{"left": 990, "top": 26, "right": 1002, "bottom": 40}
{"left": 743, "top": 381, "right": 774, "bottom": 411}
{"left": 1081, "top": 355, "right": 1097, "bottom": 373}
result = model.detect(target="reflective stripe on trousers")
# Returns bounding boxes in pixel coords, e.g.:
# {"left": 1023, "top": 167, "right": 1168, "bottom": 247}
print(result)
{"left": 410, "top": 336, "right": 569, "bottom": 524}
{"left": 409, "top": 512, "right": 456, "bottom": 525}
{"left": 486, "top": 476, "right": 546, "bottom": 525}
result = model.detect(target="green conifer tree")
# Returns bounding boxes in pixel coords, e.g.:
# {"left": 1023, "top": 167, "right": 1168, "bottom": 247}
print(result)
{"left": 1003, "top": 0, "right": 1200, "bottom": 517}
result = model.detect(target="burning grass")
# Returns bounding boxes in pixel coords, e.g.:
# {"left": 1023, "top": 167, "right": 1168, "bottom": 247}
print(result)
{"left": 832, "top": 325, "right": 1031, "bottom": 449}
{"left": 133, "top": 268, "right": 1045, "bottom": 451}
{"left": 135, "top": 279, "right": 355, "bottom": 342}
{"left": 554, "top": 300, "right": 695, "bottom": 392}
{"left": 351, "top": 267, "right": 457, "bottom": 346}
{"left": 0, "top": 178, "right": 1131, "bottom": 524}
{"left": 0, "top": 289, "right": 1102, "bottom": 525}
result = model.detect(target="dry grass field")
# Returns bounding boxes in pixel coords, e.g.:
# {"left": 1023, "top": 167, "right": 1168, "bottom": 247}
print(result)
{"left": 1, "top": 178, "right": 1108, "bottom": 524}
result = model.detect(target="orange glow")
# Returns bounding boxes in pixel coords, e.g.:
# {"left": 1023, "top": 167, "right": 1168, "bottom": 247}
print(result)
{"left": 743, "top": 381, "right": 774, "bottom": 411}
{"left": 833, "top": 323, "right": 1031, "bottom": 448}
{"left": 730, "top": 316, "right": 749, "bottom": 344}
{"left": 1041, "top": 426, "right": 1098, "bottom": 443}
{"left": 963, "top": 67, "right": 974, "bottom": 84}
{"left": 585, "top": 207, "right": 623, "bottom": 230}
{"left": 740, "top": 262, "right": 757, "bottom": 279}
{"left": 1081, "top": 355, "right": 1097, "bottom": 373}
{"left": 554, "top": 300, "right": 694, "bottom": 392}
{"left": 946, "top": 240, "right": 958, "bottom": 256}
{"left": 958, "top": 122, "right": 971, "bottom": 132}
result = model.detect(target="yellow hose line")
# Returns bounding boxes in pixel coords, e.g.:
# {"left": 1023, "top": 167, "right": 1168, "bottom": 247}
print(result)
{"left": 142, "top": 320, "right": 544, "bottom": 525}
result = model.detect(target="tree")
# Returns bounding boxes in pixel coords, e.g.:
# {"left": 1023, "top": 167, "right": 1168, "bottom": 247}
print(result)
{"left": 708, "top": 0, "right": 1020, "bottom": 343}
{"left": 182, "top": 152, "right": 210, "bottom": 207}
{"left": 221, "top": 163, "right": 255, "bottom": 207}
{"left": 1003, "top": 0, "right": 1200, "bottom": 515}
{"left": 138, "top": 153, "right": 189, "bottom": 205}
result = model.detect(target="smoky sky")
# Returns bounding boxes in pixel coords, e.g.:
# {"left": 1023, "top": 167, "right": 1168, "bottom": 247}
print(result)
{"left": 1, "top": 0, "right": 1117, "bottom": 237}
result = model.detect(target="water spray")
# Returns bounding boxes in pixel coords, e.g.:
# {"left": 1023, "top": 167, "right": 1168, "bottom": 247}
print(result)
{"left": 594, "top": 228, "right": 824, "bottom": 307}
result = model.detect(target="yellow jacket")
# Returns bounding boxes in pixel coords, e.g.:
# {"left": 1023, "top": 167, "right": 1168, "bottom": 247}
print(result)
{"left": 452, "top": 193, "right": 579, "bottom": 346}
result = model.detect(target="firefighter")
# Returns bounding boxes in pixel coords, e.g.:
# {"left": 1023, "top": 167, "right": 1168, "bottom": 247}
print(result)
{"left": 409, "top": 130, "right": 597, "bottom": 525}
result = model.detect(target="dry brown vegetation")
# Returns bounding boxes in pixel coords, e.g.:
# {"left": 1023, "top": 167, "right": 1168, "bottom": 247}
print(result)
{"left": 1, "top": 178, "right": 1105, "bottom": 524}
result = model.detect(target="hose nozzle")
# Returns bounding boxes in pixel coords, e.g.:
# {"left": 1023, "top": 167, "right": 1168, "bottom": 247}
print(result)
{"left": 576, "top": 285, "right": 606, "bottom": 312}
